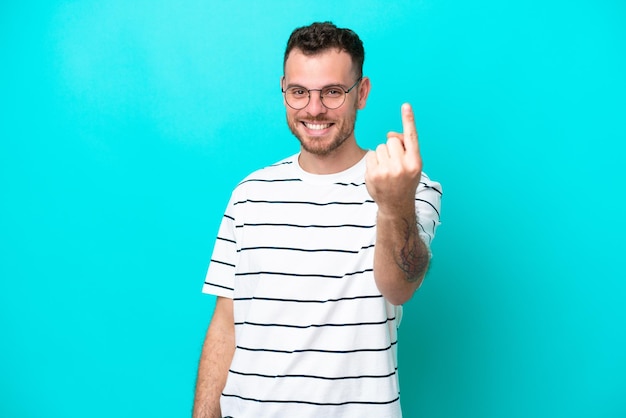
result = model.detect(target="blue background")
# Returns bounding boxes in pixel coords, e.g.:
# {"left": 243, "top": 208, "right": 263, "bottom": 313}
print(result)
{"left": 1, "top": 1, "right": 625, "bottom": 417}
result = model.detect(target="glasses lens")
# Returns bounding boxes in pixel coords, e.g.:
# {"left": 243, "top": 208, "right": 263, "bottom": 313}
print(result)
{"left": 285, "top": 88, "right": 308, "bottom": 109}
{"left": 321, "top": 87, "right": 345, "bottom": 109}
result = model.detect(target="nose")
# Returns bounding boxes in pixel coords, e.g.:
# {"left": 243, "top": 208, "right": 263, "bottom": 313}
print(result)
{"left": 304, "top": 90, "right": 326, "bottom": 115}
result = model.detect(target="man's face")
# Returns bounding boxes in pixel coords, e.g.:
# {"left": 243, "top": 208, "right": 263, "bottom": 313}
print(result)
{"left": 282, "top": 48, "right": 368, "bottom": 157}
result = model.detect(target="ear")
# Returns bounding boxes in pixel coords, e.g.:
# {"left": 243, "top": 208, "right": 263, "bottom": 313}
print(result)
{"left": 280, "top": 76, "right": 286, "bottom": 106}
{"left": 357, "top": 76, "right": 371, "bottom": 110}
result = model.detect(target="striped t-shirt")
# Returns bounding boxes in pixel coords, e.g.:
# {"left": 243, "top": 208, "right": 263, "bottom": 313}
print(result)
{"left": 203, "top": 153, "right": 442, "bottom": 418}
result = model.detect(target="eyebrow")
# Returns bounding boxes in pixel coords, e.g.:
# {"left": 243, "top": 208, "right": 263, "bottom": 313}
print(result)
{"left": 284, "top": 82, "right": 349, "bottom": 90}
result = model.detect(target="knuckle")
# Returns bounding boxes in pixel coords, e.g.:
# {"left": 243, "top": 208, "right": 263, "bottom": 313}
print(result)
{"left": 386, "top": 136, "right": 402, "bottom": 147}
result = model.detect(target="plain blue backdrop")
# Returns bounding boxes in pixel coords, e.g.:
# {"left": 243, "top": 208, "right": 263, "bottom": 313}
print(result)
{"left": 1, "top": 1, "right": 625, "bottom": 417}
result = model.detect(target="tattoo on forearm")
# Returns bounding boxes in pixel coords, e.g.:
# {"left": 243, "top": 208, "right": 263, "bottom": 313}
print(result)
{"left": 396, "top": 217, "right": 428, "bottom": 283}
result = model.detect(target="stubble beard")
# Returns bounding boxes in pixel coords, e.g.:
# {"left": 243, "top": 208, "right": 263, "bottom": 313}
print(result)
{"left": 287, "top": 108, "right": 358, "bottom": 157}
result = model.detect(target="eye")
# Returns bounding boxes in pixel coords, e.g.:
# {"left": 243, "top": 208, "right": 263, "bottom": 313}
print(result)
{"left": 289, "top": 88, "right": 308, "bottom": 98}
{"left": 323, "top": 87, "right": 343, "bottom": 97}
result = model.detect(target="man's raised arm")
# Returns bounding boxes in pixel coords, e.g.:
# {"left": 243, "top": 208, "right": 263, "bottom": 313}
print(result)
{"left": 365, "top": 103, "right": 430, "bottom": 305}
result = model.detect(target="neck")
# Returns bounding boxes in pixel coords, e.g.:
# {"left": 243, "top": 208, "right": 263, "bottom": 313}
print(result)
{"left": 298, "top": 141, "right": 367, "bottom": 174}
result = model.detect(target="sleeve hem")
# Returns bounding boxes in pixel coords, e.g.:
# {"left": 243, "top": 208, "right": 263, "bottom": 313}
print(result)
{"left": 202, "top": 283, "right": 234, "bottom": 299}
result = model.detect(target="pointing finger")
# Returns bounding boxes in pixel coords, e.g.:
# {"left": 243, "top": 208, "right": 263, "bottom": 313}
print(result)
{"left": 401, "top": 103, "right": 420, "bottom": 155}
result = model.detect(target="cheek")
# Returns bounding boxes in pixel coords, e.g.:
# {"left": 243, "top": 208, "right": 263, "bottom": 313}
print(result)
{"left": 286, "top": 107, "right": 301, "bottom": 119}
{"left": 285, "top": 110, "right": 297, "bottom": 123}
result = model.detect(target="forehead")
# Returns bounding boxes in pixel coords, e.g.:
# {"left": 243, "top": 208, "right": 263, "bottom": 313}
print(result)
{"left": 284, "top": 48, "right": 355, "bottom": 85}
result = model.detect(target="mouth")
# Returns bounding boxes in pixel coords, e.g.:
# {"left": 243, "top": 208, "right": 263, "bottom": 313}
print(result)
{"left": 301, "top": 121, "right": 333, "bottom": 133}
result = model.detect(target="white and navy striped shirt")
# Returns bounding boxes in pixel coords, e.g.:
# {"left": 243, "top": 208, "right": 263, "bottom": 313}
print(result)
{"left": 203, "top": 153, "right": 442, "bottom": 418}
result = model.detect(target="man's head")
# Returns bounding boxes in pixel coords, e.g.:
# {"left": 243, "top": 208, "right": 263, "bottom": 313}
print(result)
{"left": 283, "top": 22, "right": 365, "bottom": 78}
{"left": 282, "top": 22, "right": 370, "bottom": 161}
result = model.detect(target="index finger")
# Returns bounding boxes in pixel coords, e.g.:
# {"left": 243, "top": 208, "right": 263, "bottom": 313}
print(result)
{"left": 401, "top": 103, "right": 420, "bottom": 154}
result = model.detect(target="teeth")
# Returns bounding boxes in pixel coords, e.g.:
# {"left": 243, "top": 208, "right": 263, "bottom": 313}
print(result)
{"left": 304, "top": 122, "right": 331, "bottom": 130}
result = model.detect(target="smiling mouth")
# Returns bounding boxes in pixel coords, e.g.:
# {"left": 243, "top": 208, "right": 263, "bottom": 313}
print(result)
{"left": 302, "top": 122, "right": 333, "bottom": 131}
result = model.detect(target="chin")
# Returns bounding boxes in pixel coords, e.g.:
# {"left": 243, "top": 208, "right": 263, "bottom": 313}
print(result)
{"left": 299, "top": 135, "right": 348, "bottom": 157}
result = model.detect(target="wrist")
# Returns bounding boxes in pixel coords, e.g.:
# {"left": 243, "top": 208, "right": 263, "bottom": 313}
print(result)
{"left": 376, "top": 201, "right": 417, "bottom": 221}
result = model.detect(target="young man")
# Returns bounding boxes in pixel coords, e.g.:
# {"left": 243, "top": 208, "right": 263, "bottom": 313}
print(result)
{"left": 193, "top": 22, "right": 442, "bottom": 418}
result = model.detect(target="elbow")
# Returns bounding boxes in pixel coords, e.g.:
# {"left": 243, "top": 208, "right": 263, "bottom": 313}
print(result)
{"left": 384, "top": 290, "right": 415, "bottom": 306}
{"left": 380, "top": 276, "right": 423, "bottom": 306}
{"left": 386, "top": 294, "right": 411, "bottom": 306}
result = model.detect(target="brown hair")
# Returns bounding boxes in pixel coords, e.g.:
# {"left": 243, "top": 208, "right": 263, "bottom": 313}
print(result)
{"left": 283, "top": 21, "right": 365, "bottom": 77}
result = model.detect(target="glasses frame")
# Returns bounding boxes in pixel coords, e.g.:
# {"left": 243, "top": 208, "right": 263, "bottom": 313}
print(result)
{"left": 281, "top": 76, "right": 363, "bottom": 110}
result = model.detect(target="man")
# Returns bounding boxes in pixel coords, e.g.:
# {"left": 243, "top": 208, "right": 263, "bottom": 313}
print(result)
{"left": 193, "top": 21, "right": 442, "bottom": 418}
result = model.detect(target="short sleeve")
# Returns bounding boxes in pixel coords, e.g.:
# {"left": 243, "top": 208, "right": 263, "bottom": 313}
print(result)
{"left": 415, "top": 173, "right": 442, "bottom": 250}
{"left": 202, "top": 194, "right": 238, "bottom": 299}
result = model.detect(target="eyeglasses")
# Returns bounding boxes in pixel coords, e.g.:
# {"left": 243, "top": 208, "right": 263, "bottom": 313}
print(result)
{"left": 281, "top": 77, "right": 363, "bottom": 110}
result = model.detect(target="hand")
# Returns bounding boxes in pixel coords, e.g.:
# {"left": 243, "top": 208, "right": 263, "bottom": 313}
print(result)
{"left": 365, "top": 103, "right": 423, "bottom": 215}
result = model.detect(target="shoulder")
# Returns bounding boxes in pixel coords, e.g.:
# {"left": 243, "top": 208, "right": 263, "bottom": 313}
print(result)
{"left": 232, "top": 154, "right": 301, "bottom": 194}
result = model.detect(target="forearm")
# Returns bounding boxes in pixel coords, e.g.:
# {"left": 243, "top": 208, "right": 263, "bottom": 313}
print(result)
{"left": 373, "top": 206, "right": 430, "bottom": 306}
{"left": 193, "top": 297, "right": 235, "bottom": 418}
